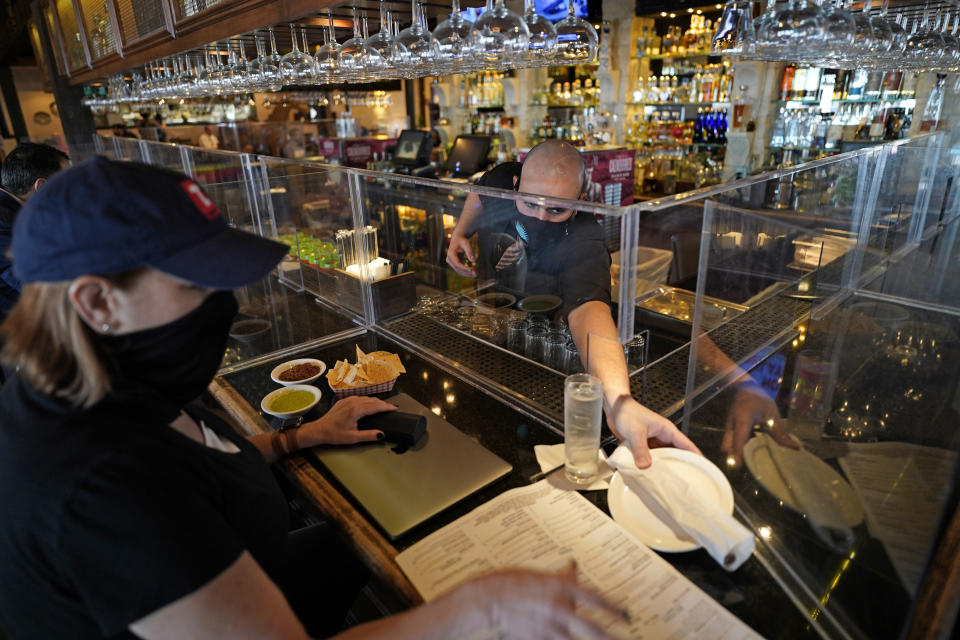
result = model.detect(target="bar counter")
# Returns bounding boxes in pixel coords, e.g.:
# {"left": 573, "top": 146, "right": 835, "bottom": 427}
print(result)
{"left": 210, "top": 315, "right": 821, "bottom": 639}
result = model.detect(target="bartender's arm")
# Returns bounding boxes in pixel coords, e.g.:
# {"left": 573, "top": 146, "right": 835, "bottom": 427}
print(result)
{"left": 446, "top": 192, "right": 483, "bottom": 277}
{"left": 568, "top": 301, "right": 702, "bottom": 468}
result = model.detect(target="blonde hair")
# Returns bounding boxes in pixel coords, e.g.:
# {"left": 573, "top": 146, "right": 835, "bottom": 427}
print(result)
{"left": 1, "top": 271, "right": 142, "bottom": 408}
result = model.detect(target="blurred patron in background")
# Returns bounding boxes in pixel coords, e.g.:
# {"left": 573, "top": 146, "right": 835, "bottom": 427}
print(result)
{"left": 0, "top": 142, "right": 69, "bottom": 320}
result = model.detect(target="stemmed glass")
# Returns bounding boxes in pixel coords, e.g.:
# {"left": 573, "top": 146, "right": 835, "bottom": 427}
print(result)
{"left": 258, "top": 27, "right": 284, "bottom": 92}
{"left": 554, "top": 0, "right": 597, "bottom": 63}
{"left": 339, "top": 7, "right": 368, "bottom": 83}
{"left": 470, "top": 0, "right": 530, "bottom": 70}
{"left": 816, "top": 0, "right": 855, "bottom": 66}
{"left": 391, "top": 0, "right": 439, "bottom": 78}
{"left": 849, "top": 0, "right": 880, "bottom": 60}
{"left": 216, "top": 42, "right": 235, "bottom": 95}
{"left": 434, "top": 0, "right": 476, "bottom": 74}
{"left": 230, "top": 39, "right": 251, "bottom": 93}
{"left": 315, "top": 11, "right": 343, "bottom": 84}
{"left": 711, "top": 0, "right": 756, "bottom": 56}
{"left": 752, "top": 0, "right": 783, "bottom": 60}
{"left": 523, "top": 0, "right": 557, "bottom": 66}
{"left": 281, "top": 24, "right": 317, "bottom": 86}
{"left": 361, "top": 2, "right": 394, "bottom": 80}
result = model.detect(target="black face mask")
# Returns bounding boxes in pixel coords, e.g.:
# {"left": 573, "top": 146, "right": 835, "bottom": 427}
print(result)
{"left": 98, "top": 291, "right": 238, "bottom": 422}
{"left": 515, "top": 216, "right": 569, "bottom": 252}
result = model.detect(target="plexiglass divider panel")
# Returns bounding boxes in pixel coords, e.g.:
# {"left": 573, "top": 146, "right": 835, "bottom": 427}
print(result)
{"left": 680, "top": 132, "right": 960, "bottom": 640}
{"left": 347, "top": 169, "right": 635, "bottom": 429}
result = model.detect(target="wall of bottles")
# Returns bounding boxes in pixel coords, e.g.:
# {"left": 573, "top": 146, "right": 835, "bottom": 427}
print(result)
{"left": 768, "top": 65, "right": 920, "bottom": 166}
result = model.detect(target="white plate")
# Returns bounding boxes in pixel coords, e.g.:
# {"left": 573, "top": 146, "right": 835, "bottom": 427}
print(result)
{"left": 743, "top": 435, "right": 863, "bottom": 527}
{"left": 607, "top": 448, "right": 734, "bottom": 552}
{"left": 270, "top": 358, "right": 327, "bottom": 386}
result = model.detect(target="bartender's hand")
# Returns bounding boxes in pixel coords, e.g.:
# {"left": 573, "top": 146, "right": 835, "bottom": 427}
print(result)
{"left": 722, "top": 383, "right": 797, "bottom": 467}
{"left": 607, "top": 396, "right": 702, "bottom": 469}
{"left": 446, "top": 232, "right": 477, "bottom": 277}
{"left": 460, "top": 564, "right": 622, "bottom": 639}
{"left": 298, "top": 396, "right": 396, "bottom": 447}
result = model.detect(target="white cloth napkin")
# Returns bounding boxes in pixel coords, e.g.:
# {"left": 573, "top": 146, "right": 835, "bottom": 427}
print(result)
{"left": 534, "top": 443, "right": 612, "bottom": 491}
{"left": 607, "top": 445, "right": 755, "bottom": 571}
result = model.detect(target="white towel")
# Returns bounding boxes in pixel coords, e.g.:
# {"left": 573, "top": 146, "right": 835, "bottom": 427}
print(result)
{"left": 607, "top": 445, "right": 755, "bottom": 571}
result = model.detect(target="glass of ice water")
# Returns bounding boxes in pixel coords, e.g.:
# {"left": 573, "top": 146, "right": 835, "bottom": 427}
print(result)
{"left": 564, "top": 373, "right": 604, "bottom": 485}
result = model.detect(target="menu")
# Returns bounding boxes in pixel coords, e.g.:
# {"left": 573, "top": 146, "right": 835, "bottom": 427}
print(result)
{"left": 396, "top": 481, "right": 762, "bottom": 639}
{"left": 838, "top": 442, "right": 957, "bottom": 595}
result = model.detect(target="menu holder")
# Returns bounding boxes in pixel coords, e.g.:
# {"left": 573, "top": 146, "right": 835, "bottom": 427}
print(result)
{"left": 324, "top": 268, "right": 416, "bottom": 320}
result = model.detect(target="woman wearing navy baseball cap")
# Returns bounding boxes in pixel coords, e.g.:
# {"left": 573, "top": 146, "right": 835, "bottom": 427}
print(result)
{"left": 0, "top": 158, "right": 621, "bottom": 640}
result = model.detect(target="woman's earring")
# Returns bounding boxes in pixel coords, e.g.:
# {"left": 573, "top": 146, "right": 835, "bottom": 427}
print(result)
{"left": 101, "top": 323, "right": 112, "bottom": 334}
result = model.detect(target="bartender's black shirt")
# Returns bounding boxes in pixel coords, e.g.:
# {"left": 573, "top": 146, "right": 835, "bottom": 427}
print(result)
{"left": 0, "top": 375, "right": 289, "bottom": 639}
{"left": 475, "top": 162, "right": 611, "bottom": 314}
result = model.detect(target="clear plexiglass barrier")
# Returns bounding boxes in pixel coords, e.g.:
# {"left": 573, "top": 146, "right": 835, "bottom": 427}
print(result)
{"left": 684, "top": 130, "right": 960, "bottom": 640}
{"left": 75, "top": 131, "right": 960, "bottom": 638}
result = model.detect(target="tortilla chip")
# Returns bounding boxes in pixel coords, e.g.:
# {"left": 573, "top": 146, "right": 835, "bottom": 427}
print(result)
{"left": 365, "top": 360, "right": 397, "bottom": 384}
{"left": 356, "top": 345, "right": 367, "bottom": 363}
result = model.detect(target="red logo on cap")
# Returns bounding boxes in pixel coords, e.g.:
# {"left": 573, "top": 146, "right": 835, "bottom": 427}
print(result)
{"left": 180, "top": 180, "right": 220, "bottom": 220}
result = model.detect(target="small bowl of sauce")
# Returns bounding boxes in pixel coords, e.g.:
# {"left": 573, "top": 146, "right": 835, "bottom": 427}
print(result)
{"left": 261, "top": 385, "right": 322, "bottom": 419}
{"left": 270, "top": 358, "right": 327, "bottom": 386}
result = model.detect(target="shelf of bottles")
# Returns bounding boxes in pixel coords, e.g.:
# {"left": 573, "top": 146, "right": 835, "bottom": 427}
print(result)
{"left": 528, "top": 66, "right": 610, "bottom": 147}
{"left": 767, "top": 66, "right": 920, "bottom": 167}
{"left": 632, "top": 13, "right": 715, "bottom": 60}
{"left": 456, "top": 71, "right": 507, "bottom": 111}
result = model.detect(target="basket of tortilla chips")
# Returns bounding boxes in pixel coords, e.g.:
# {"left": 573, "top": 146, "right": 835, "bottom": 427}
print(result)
{"left": 326, "top": 345, "right": 406, "bottom": 398}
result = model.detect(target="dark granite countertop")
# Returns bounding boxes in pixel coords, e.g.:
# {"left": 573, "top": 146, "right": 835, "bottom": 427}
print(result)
{"left": 221, "top": 329, "right": 820, "bottom": 640}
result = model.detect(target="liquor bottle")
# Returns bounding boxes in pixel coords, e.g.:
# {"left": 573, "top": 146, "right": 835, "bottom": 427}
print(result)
{"left": 804, "top": 67, "right": 821, "bottom": 101}
{"left": 693, "top": 108, "right": 704, "bottom": 143}
{"left": 920, "top": 75, "right": 945, "bottom": 131}
{"left": 812, "top": 114, "right": 827, "bottom": 148}
{"left": 899, "top": 72, "right": 919, "bottom": 99}
{"left": 770, "top": 108, "right": 786, "bottom": 148}
{"left": 834, "top": 70, "right": 851, "bottom": 100}
{"left": 637, "top": 25, "right": 648, "bottom": 58}
{"left": 649, "top": 29, "right": 661, "bottom": 55}
{"left": 700, "top": 70, "right": 714, "bottom": 103}
{"left": 669, "top": 75, "right": 679, "bottom": 103}
{"left": 825, "top": 108, "right": 843, "bottom": 149}
{"left": 717, "top": 109, "right": 728, "bottom": 144}
{"left": 458, "top": 81, "right": 466, "bottom": 108}
{"left": 881, "top": 70, "right": 903, "bottom": 100}
{"left": 846, "top": 69, "right": 868, "bottom": 101}
{"left": 868, "top": 104, "right": 887, "bottom": 140}
{"left": 572, "top": 79, "right": 583, "bottom": 105}
{"left": 792, "top": 67, "right": 808, "bottom": 100}
{"left": 705, "top": 108, "right": 717, "bottom": 143}
{"left": 780, "top": 65, "right": 796, "bottom": 102}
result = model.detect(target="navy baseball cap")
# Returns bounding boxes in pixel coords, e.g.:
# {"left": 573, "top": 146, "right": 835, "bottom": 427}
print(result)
{"left": 12, "top": 156, "right": 287, "bottom": 288}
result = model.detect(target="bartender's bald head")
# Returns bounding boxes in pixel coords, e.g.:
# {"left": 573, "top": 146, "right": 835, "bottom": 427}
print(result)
{"left": 516, "top": 140, "right": 585, "bottom": 222}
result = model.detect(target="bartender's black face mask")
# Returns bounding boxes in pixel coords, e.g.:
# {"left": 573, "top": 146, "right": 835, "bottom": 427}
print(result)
{"left": 99, "top": 290, "right": 238, "bottom": 419}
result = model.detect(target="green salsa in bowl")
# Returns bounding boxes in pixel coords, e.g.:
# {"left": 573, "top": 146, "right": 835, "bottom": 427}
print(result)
{"left": 261, "top": 384, "right": 322, "bottom": 419}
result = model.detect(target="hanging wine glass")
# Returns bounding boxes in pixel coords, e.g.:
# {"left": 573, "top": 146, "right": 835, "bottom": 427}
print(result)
{"left": 392, "top": 0, "right": 439, "bottom": 79}
{"left": 711, "top": 0, "right": 756, "bottom": 56}
{"left": 752, "top": 0, "right": 783, "bottom": 61}
{"left": 217, "top": 42, "right": 235, "bottom": 95}
{"left": 470, "top": 0, "right": 530, "bottom": 70}
{"left": 435, "top": 0, "right": 475, "bottom": 75}
{"left": 361, "top": 1, "right": 394, "bottom": 79}
{"left": 849, "top": 0, "right": 879, "bottom": 58}
{"left": 815, "top": 0, "right": 855, "bottom": 66}
{"left": 282, "top": 24, "right": 317, "bottom": 86}
{"left": 339, "top": 7, "right": 368, "bottom": 83}
{"left": 553, "top": 0, "right": 597, "bottom": 63}
{"left": 232, "top": 38, "right": 253, "bottom": 93}
{"left": 879, "top": 7, "right": 908, "bottom": 65}
{"left": 178, "top": 54, "right": 198, "bottom": 97}
{"left": 522, "top": 0, "right": 557, "bottom": 66}
{"left": 315, "top": 10, "right": 343, "bottom": 84}
{"left": 196, "top": 51, "right": 213, "bottom": 95}
{"left": 257, "top": 27, "right": 284, "bottom": 92}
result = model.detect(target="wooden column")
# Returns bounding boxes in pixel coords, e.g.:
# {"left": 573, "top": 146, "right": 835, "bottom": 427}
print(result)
{"left": 31, "top": 1, "right": 95, "bottom": 150}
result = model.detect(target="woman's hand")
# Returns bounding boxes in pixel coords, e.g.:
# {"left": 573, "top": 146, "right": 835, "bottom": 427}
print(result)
{"left": 461, "top": 565, "right": 623, "bottom": 640}
{"left": 607, "top": 397, "right": 702, "bottom": 469}
{"left": 297, "top": 396, "right": 397, "bottom": 448}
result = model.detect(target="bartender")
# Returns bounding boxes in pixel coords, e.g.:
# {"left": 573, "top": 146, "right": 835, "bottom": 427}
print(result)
{"left": 447, "top": 141, "right": 700, "bottom": 468}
